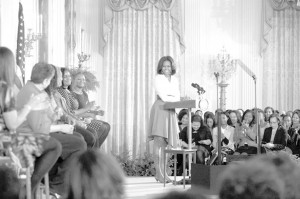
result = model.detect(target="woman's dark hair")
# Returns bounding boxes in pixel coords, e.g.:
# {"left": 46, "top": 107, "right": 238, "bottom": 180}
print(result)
{"left": 61, "top": 67, "right": 71, "bottom": 89}
{"left": 178, "top": 109, "right": 188, "bottom": 122}
{"left": 268, "top": 113, "right": 281, "bottom": 124}
{"left": 264, "top": 106, "right": 275, "bottom": 119}
{"left": 0, "top": 47, "right": 15, "bottom": 86}
{"left": 31, "top": 62, "right": 55, "bottom": 84}
{"left": 292, "top": 111, "right": 300, "bottom": 126}
{"left": 227, "top": 110, "right": 242, "bottom": 127}
{"left": 156, "top": 56, "right": 176, "bottom": 75}
{"left": 45, "top": 65, "right": 59, "bottom": 96}
{"left": 242, "top": 109, "right": 256, "bottom": 127}
{"left": 191, "top": 115, "right": 204, "bottom": 126}
{"left": 204, "top": 112, "right": 216, "bottom": 128}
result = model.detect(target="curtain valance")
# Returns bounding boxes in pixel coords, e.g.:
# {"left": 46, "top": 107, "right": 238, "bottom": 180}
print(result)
{"left": 107, "top": 0, "right": 174, "bottom": 11}
{"left": 261, "top": 0, "right": 300, "bottom": 55}
{"left": 101, "top": 0, "right": 185, "bottom": 55}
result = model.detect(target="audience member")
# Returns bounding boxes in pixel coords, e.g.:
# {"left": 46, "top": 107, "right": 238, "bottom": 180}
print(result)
{"left": 262, "top": 114, "right": 286, "bottom": 152}
{"left": 255, "top": 153, "right": 300, "bottom": 199}
{"left": 178, "top": 109, "right": 189, "bottom": 131}
{"left": 212, "top": 112, "right": 234, "bottom": 153}
{"left": 16, "top": 62, "right": 87, "bottom": 195}
{"left": 156, "top": 190, "right": 207, "bottom": 199}
{"left": 287, "top": 111, "right": 300, "bottom": 155}
{"left": 233, "top": 109, "right": 258, "bottom": 154}
{"left": 195, "top": 110, "right": 203, "bottom": 117}
{"left": 64, "top": 149, "right": 124, "bottom": 199}
{"left": 203, "top": 112, "right": 216, "bottom": 133}
{"left": 218, "top": 155, "right": 285, "bottom": 199}
{"left": 66, "top": 71, "right": 110, "bottom": 147}
{"left": 0, "top": 47, "right": 62, "bottom": 197}
{"left": 180, "top": 115, "right": 212, "bottom": 164}
{"left": 227, "top": 110, "right": 241, "bottom": 128}
{"left": 264, "top": 106, "right": 274, "bottom": 122}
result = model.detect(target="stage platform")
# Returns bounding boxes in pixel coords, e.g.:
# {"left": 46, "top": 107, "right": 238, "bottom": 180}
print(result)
{"left": 124, "top": 176, "right": 218, "bottom": 199}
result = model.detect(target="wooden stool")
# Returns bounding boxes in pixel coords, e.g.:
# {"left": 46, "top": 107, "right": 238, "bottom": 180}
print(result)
{"left": 164, "top": 148, "right": 197, "bottom": 188}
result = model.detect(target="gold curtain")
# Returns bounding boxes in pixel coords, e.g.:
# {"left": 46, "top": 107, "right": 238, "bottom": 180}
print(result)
{"left": 102, "top": 0, "right": 183, "bottom": 157}
{"left": 262, "top": 0, "right": 300, "bottom": 111}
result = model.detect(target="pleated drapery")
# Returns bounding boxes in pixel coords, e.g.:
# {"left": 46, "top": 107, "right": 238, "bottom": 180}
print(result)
{"left": 102, "top": 2, "right": 182, "bottom": 158}
{"left": 262, "top": 0, "right": 300, "bottom": 111}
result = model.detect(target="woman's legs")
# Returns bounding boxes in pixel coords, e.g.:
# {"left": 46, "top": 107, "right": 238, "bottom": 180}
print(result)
{"left": 74, "top": 125, "right": 97, "bottom": 148}
{"left": 31, "top": 137, "right": 62, "bottom": 194}
{"left": 153, "top": 136, "right": 171, "bottom": 183}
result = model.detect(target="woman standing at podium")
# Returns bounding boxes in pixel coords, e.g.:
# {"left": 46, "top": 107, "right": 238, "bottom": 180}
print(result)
{"left": 148, "top": 56, "right": 180, "bottom": 183}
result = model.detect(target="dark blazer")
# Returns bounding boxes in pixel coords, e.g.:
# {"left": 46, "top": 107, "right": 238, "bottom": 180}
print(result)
{"left": 262, "top": 126, "right": 286, "bottom": 150}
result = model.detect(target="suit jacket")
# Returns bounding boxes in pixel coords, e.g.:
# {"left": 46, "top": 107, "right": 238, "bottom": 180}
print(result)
{"left": 262, "top": 126, "right": 286, "bottom": 150}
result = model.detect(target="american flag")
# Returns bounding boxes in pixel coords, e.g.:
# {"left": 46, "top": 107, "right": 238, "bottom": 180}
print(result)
{"left": 16, "top": 2, "right": 25, "bottom": 84}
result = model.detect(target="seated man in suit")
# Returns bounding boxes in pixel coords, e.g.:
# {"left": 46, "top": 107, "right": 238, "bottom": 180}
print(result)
{"left": 262, "top": 113, "right": 286, "bottom": 152}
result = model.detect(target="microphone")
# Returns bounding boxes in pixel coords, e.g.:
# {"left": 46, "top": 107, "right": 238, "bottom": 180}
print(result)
{"left": 235, "top": 59, "right": 256, "bottom": 80}
{"left": 191, "top": 83, "right": 206, "bottom": 95}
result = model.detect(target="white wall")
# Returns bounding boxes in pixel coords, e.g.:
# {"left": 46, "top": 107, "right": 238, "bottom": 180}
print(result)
{"left": 182, "top": 0, "right": 263, "bottom": 111}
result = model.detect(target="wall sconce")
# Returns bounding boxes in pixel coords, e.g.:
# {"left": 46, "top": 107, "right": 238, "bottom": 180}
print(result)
{"left": 24, "top": 28, "right": 42, "bottom": 57}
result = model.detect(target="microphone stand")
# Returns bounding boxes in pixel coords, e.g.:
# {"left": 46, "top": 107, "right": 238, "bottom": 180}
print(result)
{"left": 214, "top": 72, "right": 219, "bottom": 109}
{"left": 253, "top": 75, "right": 261, "bottom": 154}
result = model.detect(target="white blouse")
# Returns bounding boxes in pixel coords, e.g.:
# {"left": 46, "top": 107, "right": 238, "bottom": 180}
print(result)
{"left": 212, "top": 125, "right": 235, "bottom": 150}
{"left": 155, "top": 75, "right": 180, "bottom": 102}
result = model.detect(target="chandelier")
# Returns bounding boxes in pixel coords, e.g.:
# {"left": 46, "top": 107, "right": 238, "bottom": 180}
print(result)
{"left": 211, "top": 47, "right": 237, "bottom": 83}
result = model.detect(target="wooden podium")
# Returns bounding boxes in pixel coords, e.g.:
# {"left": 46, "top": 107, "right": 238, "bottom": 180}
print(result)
{"left": 164, "top": 100, "right": 197, "bottom": 183}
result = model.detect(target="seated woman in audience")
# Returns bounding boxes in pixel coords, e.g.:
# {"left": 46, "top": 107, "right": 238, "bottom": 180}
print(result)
{"left": 264, "top": 106, "right": 274, "bottom": 123}
{"left": 233, "top": 109, "right": 258, "bottom": 154}
{"left": 177, "top": 109, "right": 189, "bottom": 131}
{"left": 287, "top": 111, "right": 300, "bottom": 155}
{"left": 212, "top": 112, "right": 235, "bottom": 155}
{"left": 58, "top": 70, "right": 110, "bottom": 148}
{"left": 48, "top": 66, "right": 97, "bottom": 148}
{"left": 195, "top": 109, "right": 203, "bottom": 117}
{"left": 16, "top": 62, "right": 87, "bottom": 196}
{"left": 203, "top": 112, "right": 216, "bottom": 133}
{"left": 283, "top": 114, "right": 292, "bottom": 130}
{"left": 262, "top": 114, "right": 286, "bottom": 152}
{"left": 65, "top": 149, "right": 124, "bottom": 199}
{"left": 227, "top": 110, "right": 241, "bottom": 128}
{"left": 0, "top": 47, "right": 62, "bottom": 197}
{"left": 180, "top": 115, "right": 212, "bottom": 164}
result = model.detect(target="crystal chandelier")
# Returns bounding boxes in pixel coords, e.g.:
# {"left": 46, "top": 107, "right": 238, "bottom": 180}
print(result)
{"left": 211, "top": 47, "right": 237, "bottom": 83}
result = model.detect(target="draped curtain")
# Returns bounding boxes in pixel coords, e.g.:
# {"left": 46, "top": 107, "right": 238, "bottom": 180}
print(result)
{"left": 102, "top": 0, "right": 184, "bottom": 157}
{"left": 261, "top": 0, "right": 300, "bottom": 111}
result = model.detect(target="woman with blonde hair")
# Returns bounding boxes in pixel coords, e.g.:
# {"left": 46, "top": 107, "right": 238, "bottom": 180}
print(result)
{"left": 65, "top": 149, "right": 124, "bottom": 199}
